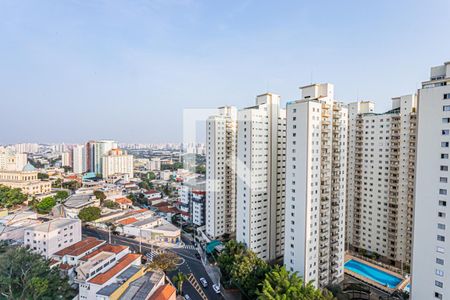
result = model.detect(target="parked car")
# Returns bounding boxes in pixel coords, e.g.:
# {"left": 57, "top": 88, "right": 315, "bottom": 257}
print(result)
{"left": 195, "top": 253, "right": 201, "bottom": 259}
{"left": 184, "top": 295, "right": 191, "bottom": 300}
{"left": 212, "top": 284, "right": 221, "bottom": 294}
{"left": 199, "top": 277, "right": 208, "bottom": 288}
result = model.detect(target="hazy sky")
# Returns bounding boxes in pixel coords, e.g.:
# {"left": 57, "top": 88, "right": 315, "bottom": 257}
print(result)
{"left": 1, "top": 0, "right": 449, "bottom": 144}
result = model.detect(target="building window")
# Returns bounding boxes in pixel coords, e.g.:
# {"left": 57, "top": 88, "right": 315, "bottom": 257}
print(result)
{"left": 435, "top": 280, "right": 443, "bottom": 288}
{"left": 439, "top": 189, "right": 447, "bottom": 195}
{"left": 442, "top": 118, "right": 450, "bottom": 123}
{"left": 438, "top": 223, "right": 446, "bottom": 230}
{"left": 439, "top": 200, "right": 447, "bottom": 207}
{"left": 435, "top": 292, "right": 443, "bottom": 299}
{"left": 436, "top": 257, "right": 444, "bottom": 265}
{"left": 443, "top": 130, "right": 450, "bottom": 135}
{"left": 444, "top": 106, "right": 450, "bottom": 111}
{"left": 441, "top": 142, "right": 449, "bottom": 148}
{"left": 442, "top": 154, "right": 449, "bottom": 159}
{"left": 437, "top": 235, "right": 446, "bottom": 242}
{"left": 440, "top": 166, "right": 448, "bottom": 171}
{"left": 444, "top": 93, "right": 450, "bottom": 99}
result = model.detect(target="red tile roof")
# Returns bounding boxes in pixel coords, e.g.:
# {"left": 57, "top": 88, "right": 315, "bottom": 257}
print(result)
{"left": 145, "top": 189, "right": 159, "bottom": 194}
{"left": 88, "top": 253, "right": 141, "bottom": 285}
{"left": 115, "top": 197, "right": 132, "bottom": 205}
{"left": 54, "top": 237, "right": 104, "bottom": 257}
{"left": 80, "top": 244, "right": 128, "bottom": 261}
{"left": 152, "top": 202, "right": 169, "bottom": 208}
{"left": 149, "top": 284, "right": 176, "bottom": 300}
{"left": 118, "top": 217, "right": 138, "bottom": 225}
{"left": 59, "top": 263, "right": 72, "bottom": 270}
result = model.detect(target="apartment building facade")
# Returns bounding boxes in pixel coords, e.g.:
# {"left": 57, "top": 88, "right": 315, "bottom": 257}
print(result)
{"left": 24, "top": 218, "right": 82, "bottom": 258}
{"left": 346, "top": 96, "right": 416, "bottom": 269}
{"left": 284, "top": 83, "right": 347, "bottom": 287}
{"left": 102, "top": 148, "right": 134, "bottom": 179}
{"left": 236, "top": 93, "right": 286, "bottom": 261}
{"left": 411, "top": 61, "right": 450, "bottom": 300}
{"left": 206, "top": 106, "right": 238, "bottom": 239}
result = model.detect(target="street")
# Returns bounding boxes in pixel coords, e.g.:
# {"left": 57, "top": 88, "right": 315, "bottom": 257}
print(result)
{"left": 83, "top": 226, "right": 222, "bottom": 300}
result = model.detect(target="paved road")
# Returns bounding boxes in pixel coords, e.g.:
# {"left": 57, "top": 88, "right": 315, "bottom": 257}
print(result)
{"left": 83, "top": 226, "right": 222, "bottom": 300}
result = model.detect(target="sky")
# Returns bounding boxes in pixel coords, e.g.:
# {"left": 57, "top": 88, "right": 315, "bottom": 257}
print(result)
{"left": 1, "top": 0, "right": 449, "bottom": 144}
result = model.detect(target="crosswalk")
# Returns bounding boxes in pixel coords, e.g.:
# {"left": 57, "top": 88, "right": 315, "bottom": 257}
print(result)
{"left": 145, "top": 249, "right": 165, "bottom": 261}
{"left": 173, "top": 243, "right": 196, "bottom": 250}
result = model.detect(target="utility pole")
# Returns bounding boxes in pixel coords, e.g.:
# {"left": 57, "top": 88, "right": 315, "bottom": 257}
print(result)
{"left": 139, "top": 228, "right": 142, "bottom": 253}
{"left": 108, "top": 225, "right": 111, "bottom": 244}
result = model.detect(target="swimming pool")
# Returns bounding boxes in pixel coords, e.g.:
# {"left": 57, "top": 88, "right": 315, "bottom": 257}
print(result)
{"left": 344, "top": 259, "right": 402, "bottom": 288}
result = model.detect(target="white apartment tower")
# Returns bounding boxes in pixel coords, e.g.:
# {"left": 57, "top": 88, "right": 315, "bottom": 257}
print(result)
{"left": 411, "top": 61, "right": 450, "bottom": 300}
{"left": 236, "top": 93, "right": 286, "bottom": 261}
{"left": 284, "top": 83, "right": 347, "bottom": 288}
{"left": 206, "top": 106, "right": 238, "bottom": 240}
{"left": 72, "top": 144, "right": 86, "bottom": 174}
{"left": 102, "top": 148, "right": 134, "bottom": 179}
{"left": 347, "top": 96, "right": 416, "bottom": 268}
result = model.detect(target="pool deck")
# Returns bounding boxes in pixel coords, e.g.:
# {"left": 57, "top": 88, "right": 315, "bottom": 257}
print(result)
{"left": 344, "top": 254, "right": 406, "bottom": 294}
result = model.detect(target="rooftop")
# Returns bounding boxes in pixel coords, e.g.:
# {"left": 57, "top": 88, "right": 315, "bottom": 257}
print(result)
{"left": 63, "top": 194, "right": 94, "bottom": 208}
{"left": 53, "top": 237, "right": 105, "bottom": 257}
{"left": 27, "top": 218, "right": 79, "bottom": 233}
{"left": 149, "top": 284, "right": 176, "bottom": 300}
{"left": 80, "top": 244, "right": 128, "bottom": 261}
{"left": 89, "top": 253, "right": 141, "bottom": 285}
{"left": 118, "top": 217, "right": 139, "bottom": 225}
{"left": 119, "top": 271, "right": 164, "bottom": 300}
{"left": 96, "top": 265, "right": 142, "bottom": 296}
{"left": 115, "top": 197, "right": 132, "bottom": 205}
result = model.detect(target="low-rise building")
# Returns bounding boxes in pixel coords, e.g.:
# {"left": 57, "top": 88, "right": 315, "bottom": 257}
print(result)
{"left": 59, "top": 192, "right": 99, "bottom": 218}
{"left": 75, "top": 244, "right": 141, "bottom": 300}
{"left": 23, "top": 218, "right": 82, "bottom": 258}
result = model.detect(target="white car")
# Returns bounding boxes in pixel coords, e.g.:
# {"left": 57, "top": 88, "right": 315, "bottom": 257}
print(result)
{"left": 212, "top": 284, "right": 221, "bottom": 294}
{"left": 184, "top": 295, "right": 191, "bottom": 300}
{"left": 199, "top": 277, "right": 208, "bottom": 288}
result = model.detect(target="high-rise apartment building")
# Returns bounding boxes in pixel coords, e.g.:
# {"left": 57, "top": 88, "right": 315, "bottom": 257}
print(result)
{"left": 236, "top": 94, "right": 286, "bottom": 261}
{"left": 206, "top": 106, "right": 238, "bottom": 240}
{"left": 0, "top": 148, "right": 27, "bottom": 171}
{"left": 346, "top": 96, "right": 416, "bottom": 269}
{"left": 284, "top": 83, "right": 347, "bottom": 287}
{"left": 61, "top": 151, "right": 72, "bottom": 168}
{"left": 102, "top": 148, "right": 134, "bottom": 179}
{"left": 411, "top": 61, "right": 450, "bottom": 300}
{"left": 92, "top": 140, "right": 117, "bottom": 176}
{"left": 72, "top": 144, "right": 86, "bottom": 174}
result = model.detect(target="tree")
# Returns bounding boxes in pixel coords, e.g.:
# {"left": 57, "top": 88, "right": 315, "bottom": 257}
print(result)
{"left": 103, "top": 200, "right": 120, "bottom": 209}
{"left": 0, "top": 245, "right": 76, "bottom": 299}
{"left": 146, "top": 252, "right": 181, "bottom": 272}
{"left": 257, "top": 265, "right": 335, "bottom": 300}
{"left": 218, "top": 240, "right": 246, "bottom": 285}
{"left": 172, "top": 272, "right": 187, "bottom": 295}
{"left": 78, "top": 206, "right": 101, "bottom": 222}
{"left": 35, "top": 196, "right": 57, "bottom": 214}
{"left": 195, "top": 165, "right": 206, "bottom": 175}
{"left": 52, "top": 178, "right": 63, "bottom": 188}
{"left": 37, "top": 173, "right": 49, "bottom": 180}
{"left": 55, "top": 190, "right": 69, "bottom": 201}
{"left": 0, "top": 185, "right": 27, "bottom": 208}
{"left": 62, "top": 180, "right": 80, "bottom": 191}
{"left": 147, "top": 172, "right": 156, "bottom": 180}
{"left": 94, "top": 190, "right": 106, "bottom": 202}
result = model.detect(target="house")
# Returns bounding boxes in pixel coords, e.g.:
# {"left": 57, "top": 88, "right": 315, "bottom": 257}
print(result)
{"left": 114, "top": 197, "right": 133, "bottom": 210}
{"left": 149, "top": 284, "right": 176, "bottom": 300}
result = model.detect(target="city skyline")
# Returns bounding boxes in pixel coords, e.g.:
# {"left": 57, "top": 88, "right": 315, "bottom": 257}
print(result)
{"left": 1, "top": 1, "right": 450, "bottom": 144}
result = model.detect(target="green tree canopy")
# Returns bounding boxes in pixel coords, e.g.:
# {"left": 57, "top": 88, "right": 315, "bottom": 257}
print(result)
{"left": 37, "top": 173, "right": 49, "bottom": 180}
{"left": 54, "top": 190, "right": 69, "bottom": 201}
{"left": 103, "top": 200, "right": 120, "bottom": 209}
{"left": 0, "top": 185, "right": 27, "bottom": 208}
{"left": 78, "top": 206, "right": 101, "bottom": 222}
{"left": 172, "top": 272, "right": 187, "bottom": 295}
{"left": 0, "top": 244, "right": 76, "bottom": 299}
{"left": 35, "top": 196, "right": 57, "bottom": 214}
{"left": 257, "top": 265, "right": 335, "bottom": 300}
{"left": 146, "top": 252, "right": 181, "bottom": 272}
{"left": 93, "top": 190, "right": 106, "bottom": 201}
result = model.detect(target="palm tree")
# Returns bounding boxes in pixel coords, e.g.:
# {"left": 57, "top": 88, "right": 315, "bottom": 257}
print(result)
{"left": 172, "top": 272, "right": 187, "bottom": 295}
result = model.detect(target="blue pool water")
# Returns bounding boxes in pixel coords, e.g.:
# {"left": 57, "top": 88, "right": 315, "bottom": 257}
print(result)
{"left": 403, "top": 284, "right": 410, "bottom": 293}
{"left": 344, "top": 259, "right": 402, "bottom": 288}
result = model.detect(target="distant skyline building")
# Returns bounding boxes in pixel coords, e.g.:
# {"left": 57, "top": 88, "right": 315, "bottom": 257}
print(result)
{"left": 411, "top": 61, "right": 450, "bottom": 300}
{"left": 72, "top": 144, "right": 86, "bottom": 174}
{"left": 284, "top": 83, "right": 348, "bottom": 288}
{"left": 206, "top": 106, "right": 238, "bottom": 240}
{"left": 236, "top": 93, "right": 286, "bottom": 262}
{"left": 101, "top": 148, "right": 134, "bottom": 179}
{"left": 91, "top": 140, "right": 117, "bottom": 176}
